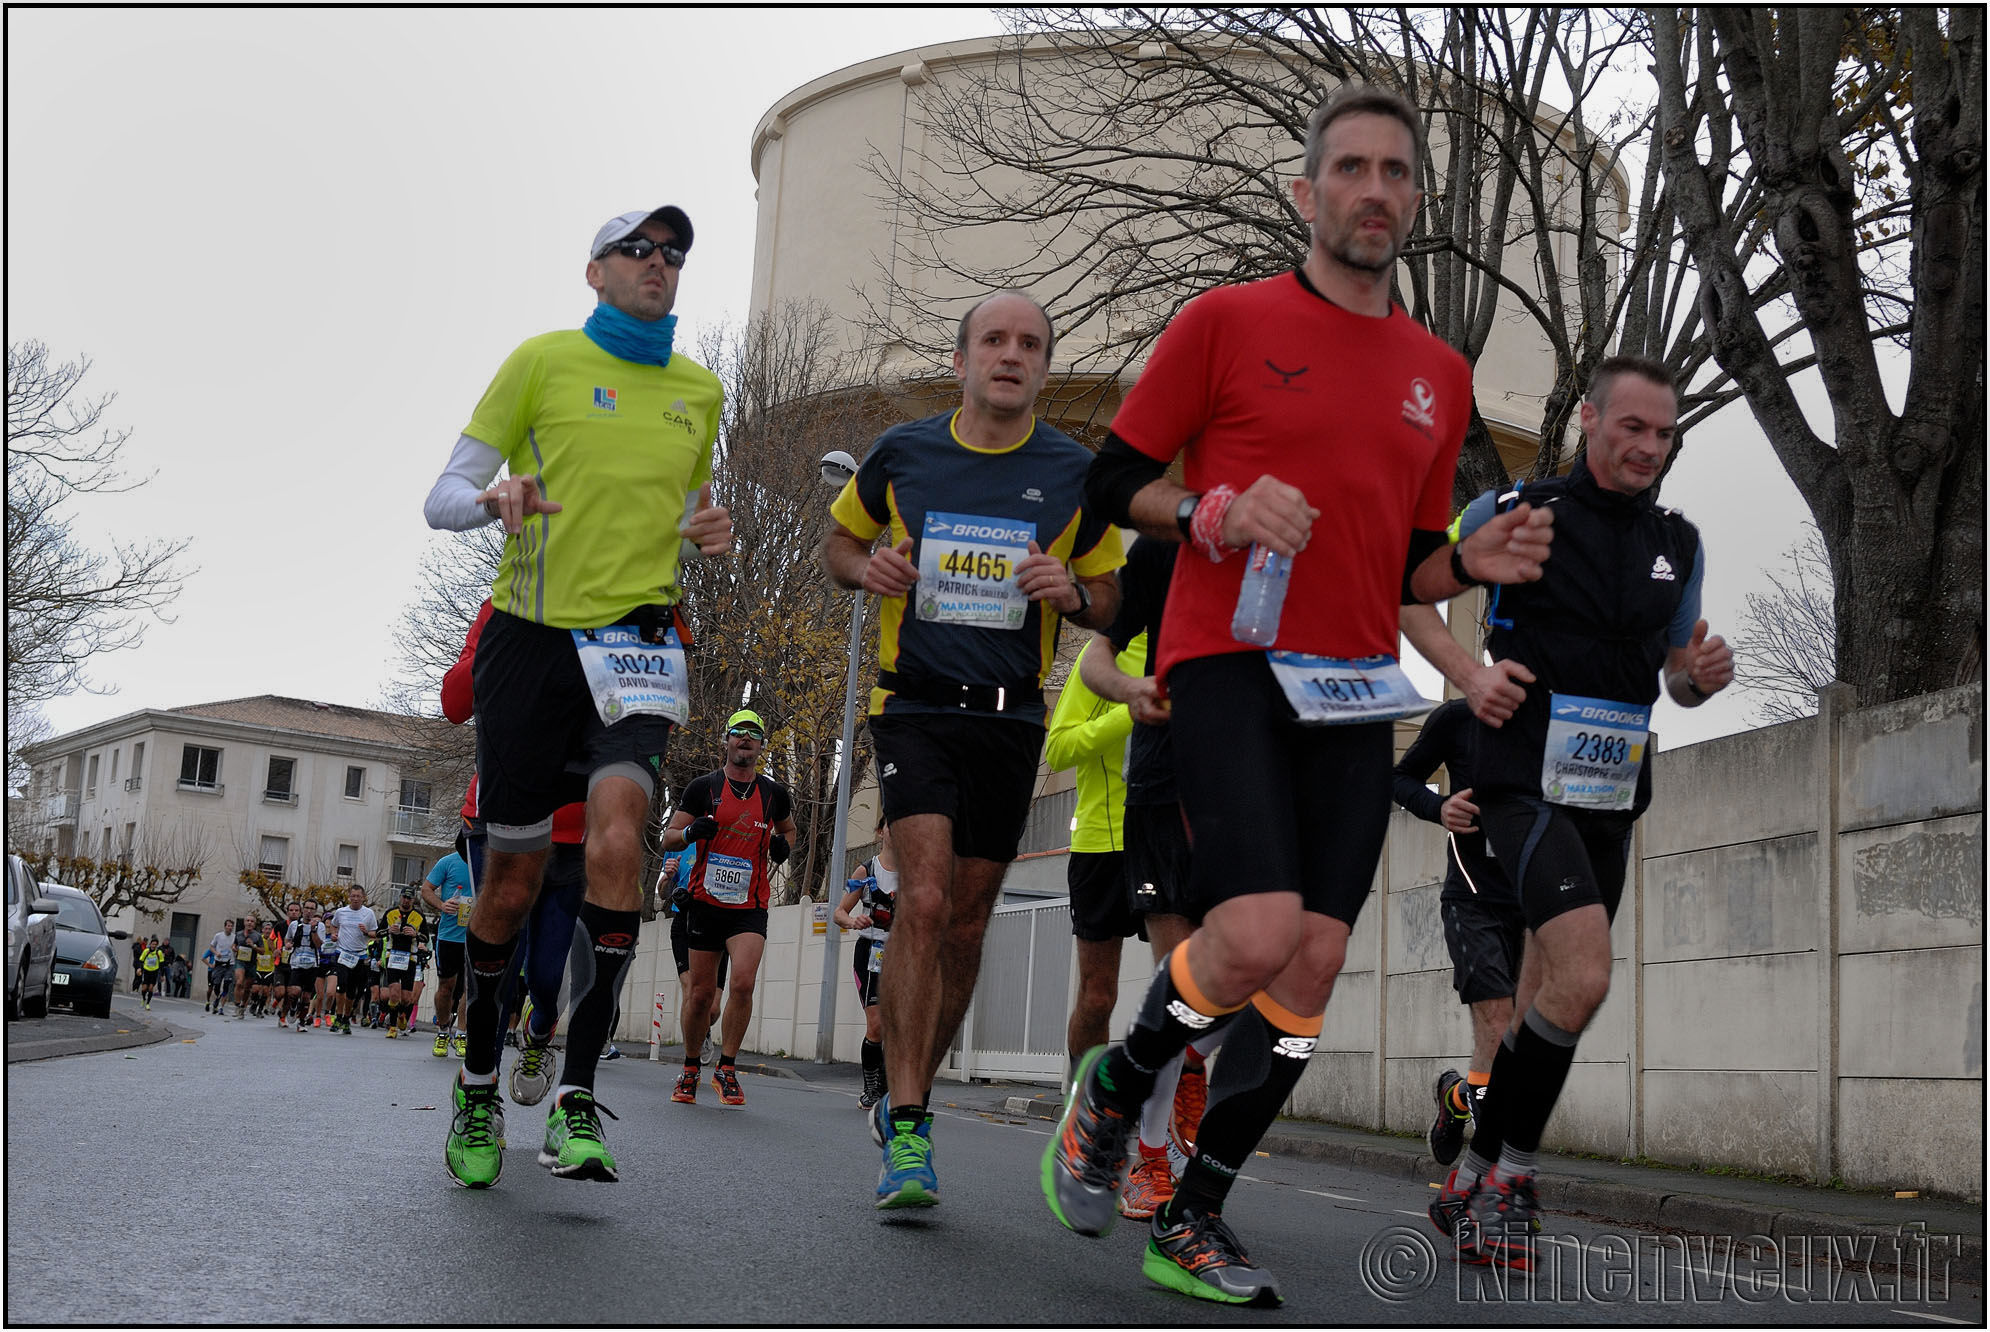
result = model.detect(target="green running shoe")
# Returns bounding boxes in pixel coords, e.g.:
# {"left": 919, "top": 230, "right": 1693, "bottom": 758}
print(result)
{"left": 540, "top": 1089, "right": 620, "bottom": 1182}
{"left": 446, "top": 1075, "right": 506, "bottom": 1189}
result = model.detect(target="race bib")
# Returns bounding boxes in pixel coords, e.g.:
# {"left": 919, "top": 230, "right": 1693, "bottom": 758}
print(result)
{"left": 388, "top": 949, "right": 411, "bottom": 970}
{"left": 292, "top": 948, "right": 317, "bottom": 969}
{"left": 1541, "top": 693, "right": 1650, "bottom": 810}
{"left": 1266, "top": 653, "right": 1434, "bottom": 726}
{"left": 571, "top": 625, "right": 689, "bottom": 727}
{"left": 915, "top": 512, "right": 1033, "bottom": 628}
{"left": 339, "top": 950, "right": 362, "bottom": 969}
{"left": 868, "top": 943, "right": 885, "bottom": 975}
{"left": 703, "top": 852, "right": 754, "bottom": 906}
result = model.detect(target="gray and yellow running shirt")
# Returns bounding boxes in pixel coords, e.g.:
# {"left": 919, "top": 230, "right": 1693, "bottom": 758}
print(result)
{"left": 831, "top": 409, "right": 1123, "bottom": 724}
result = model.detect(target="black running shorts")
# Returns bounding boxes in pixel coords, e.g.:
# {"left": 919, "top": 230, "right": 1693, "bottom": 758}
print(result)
{"left": 1168, "top": 652, "right": 1393, "bottom": 927}
{"left": 671, "top": 909, "right": 692, "bottom": 976}
{"left": 851, "top": 936, "right": 885, "bottom": 1008}
{"left": 288, "top": 965, "right": 317, "bottom": 992}
{"left": 435, "top": 939, "right": 465, "bottom": 981}
{"left": 1068, "top": 850, "right": 1140, "bottom": 942}
{"left": 337, "top": 961, "right": 369, "bottom": 1000}
{"left": 869, "top": 712, "right": 1044, "bottom": 863}
{"left": 683, "top": 899, "right": 768, "bottom": 952}
{"left": 1123, "top": 801, "right": 1199, "bottom": 924}
{"left": 1438, "top": 892, "right": 1525, "bottom": 1004}
{"left": 472, "top": 607, "right": 672, "bottom": 853}
{"left": 1478, "top": 794, "right": 1636, "bottom": 930}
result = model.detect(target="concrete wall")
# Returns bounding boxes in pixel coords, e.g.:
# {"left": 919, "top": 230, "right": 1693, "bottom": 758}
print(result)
{"left": 616, "top": 683, "right": 1983, "bottom": 1198}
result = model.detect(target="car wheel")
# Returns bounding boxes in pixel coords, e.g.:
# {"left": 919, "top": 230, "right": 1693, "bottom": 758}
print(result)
{"left": 23, "top": 972, "right": 47, "bottom": 1020}
{"left": 82, "top": 998, "right": 112, "bottom": 1019}
{"left": 6, "top": 963, "right": 23, "bottom": 1021}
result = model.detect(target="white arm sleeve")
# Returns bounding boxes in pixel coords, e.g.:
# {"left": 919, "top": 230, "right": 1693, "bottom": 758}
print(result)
{"left": 423, "top": 434, "right": 505, "bottom": 531}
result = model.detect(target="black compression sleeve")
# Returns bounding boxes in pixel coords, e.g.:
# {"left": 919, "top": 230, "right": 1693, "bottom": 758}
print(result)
{"left": 1401, "top": 527, "right": 1450, "bottom": 604}
{"left": 1085, "top": 432, "right": 1169, "bottom": 529}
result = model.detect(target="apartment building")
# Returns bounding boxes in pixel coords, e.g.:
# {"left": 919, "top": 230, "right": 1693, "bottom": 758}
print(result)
{"left": 15, "top": 696, "right": 462, "bottom": 964}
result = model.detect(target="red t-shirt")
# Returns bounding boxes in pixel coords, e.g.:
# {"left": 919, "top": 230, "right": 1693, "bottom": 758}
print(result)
{"left": 1109, "top": 273, "right": 1470, "bottom": 681}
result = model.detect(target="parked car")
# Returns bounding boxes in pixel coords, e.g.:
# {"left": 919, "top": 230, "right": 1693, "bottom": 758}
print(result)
{"left": 5, "top": 854, "right": 60, "bottom": 1020}
{"left": 40, "top": 880, "right": 127, "bottom": 1020}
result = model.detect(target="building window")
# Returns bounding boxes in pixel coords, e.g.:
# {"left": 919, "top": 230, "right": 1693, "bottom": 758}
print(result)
{"left": 128, "top": 742, "right": 145, "bottom": 792}
{"left": 109, "top": 749, "right": 120, "bottom": 784}
{"left": 399, "top": 779, "right": 433, "bottom": 812}
{"left": 85, "top": 754, "right": 100, "bottom": 799}
{"left": 258, "top": 835, "right": 289, "bottom": 878}
{"left": 336, "top": 844, "right": 358, "bottom": 880}
{"left": 344, "top": 766, "right": 366, "bottom": 800}
{"left": 79, "top": 831, "right": 91, "bottom": 858}
{"left": 391, "top": 854, "right": 426, "bottom": 890}
{"left": 178, "top": 745, "right": 222, "bottom": 793}
{"left": 122, "top": 823, "right": 136, "bottom": 861}
{"left": 264, "top": 755, "right": 298, "bottom": 805}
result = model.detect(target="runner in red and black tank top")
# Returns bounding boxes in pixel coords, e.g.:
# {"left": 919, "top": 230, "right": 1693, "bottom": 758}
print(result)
{"left": 662, "top": 709, "right": 798, "bottom": 1105}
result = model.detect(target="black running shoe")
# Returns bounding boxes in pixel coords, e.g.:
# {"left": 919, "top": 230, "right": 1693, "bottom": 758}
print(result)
{"left": 1428, "top": 1069, "right": 1472, "bottom": 1165}
{"left": 1466, "top": 1166, "right": 1540, "bottom": 1270}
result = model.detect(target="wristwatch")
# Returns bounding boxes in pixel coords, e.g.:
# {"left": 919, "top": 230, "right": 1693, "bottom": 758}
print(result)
{"left": 1175, "top": 493, "right": 1201, "bottom": 541}
{"left": 1069, "top": 579, "right": 1093, "bottom": 618}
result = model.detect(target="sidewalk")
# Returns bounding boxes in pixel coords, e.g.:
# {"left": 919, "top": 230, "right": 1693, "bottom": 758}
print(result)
{"left": 652, "top": 1044, "right": 1984, "bottom": 1272}
{"left": 3, "top": 995, "right": 184, "bottom": 1063}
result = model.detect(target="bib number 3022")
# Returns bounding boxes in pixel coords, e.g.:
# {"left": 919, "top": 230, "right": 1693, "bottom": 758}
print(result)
{"left": 572, "top": 626, "right": 689, "bottom": 727}
{"left": 1265, "top": 653, "right": 1435, "bottom": 726}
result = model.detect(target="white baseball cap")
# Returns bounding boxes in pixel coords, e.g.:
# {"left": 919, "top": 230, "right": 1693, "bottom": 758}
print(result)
{"left": 589, "top": 206, "right": 694, "bottom": 261}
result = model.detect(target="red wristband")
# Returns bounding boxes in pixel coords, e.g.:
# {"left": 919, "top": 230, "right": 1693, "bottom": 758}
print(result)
{"left": 1190, "top": 485, "right": 1240, "bottom": 563}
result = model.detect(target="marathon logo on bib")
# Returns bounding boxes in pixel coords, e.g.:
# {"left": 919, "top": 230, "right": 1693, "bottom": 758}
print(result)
{"left": 916, "top": 511, "right": 1034, "bottom": 628}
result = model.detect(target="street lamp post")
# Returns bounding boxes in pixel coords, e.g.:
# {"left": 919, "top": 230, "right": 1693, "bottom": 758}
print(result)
{"left": 814, "top": 450, "right": 863, "bottom": 1063}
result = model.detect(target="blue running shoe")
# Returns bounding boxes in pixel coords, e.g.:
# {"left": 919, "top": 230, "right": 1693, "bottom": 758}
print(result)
{"left": 876, "top": 1116, "right": 938, "bottom": 1210}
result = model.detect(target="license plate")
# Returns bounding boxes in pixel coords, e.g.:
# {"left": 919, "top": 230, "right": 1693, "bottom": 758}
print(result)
{"left": 50, "top": 972, "right": 69, "bottom": 985}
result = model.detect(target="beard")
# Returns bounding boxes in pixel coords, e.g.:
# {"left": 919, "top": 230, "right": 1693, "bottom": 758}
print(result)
{"left": 1316, "top": 214, "right": 1402, "bottom": 274}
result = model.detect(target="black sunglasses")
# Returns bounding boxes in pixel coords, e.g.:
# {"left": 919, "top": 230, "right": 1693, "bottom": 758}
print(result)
{"left": 600, "top": 237, "right": 686, "bottom": 268}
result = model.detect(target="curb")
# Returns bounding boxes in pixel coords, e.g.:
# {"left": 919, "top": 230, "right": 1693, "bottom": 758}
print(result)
{"left": 4, "top": 1012, "right": 182, "bottom": 1064}
{"left": 996, "top": 1090, "right": 1982, "bottom": 1269}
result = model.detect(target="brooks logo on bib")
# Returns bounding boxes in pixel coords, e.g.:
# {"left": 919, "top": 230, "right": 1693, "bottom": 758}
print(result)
{"left": 1542, "top": 693, "right": 1649, "bottom": 810}
{"left": 1266, "top": 653, "right": 1435, "bottom": 726}
{"left": 572, "top": 625, "right": 689, "bottom": 726}
{"left": 916, "top": 512, "right": 1034, "bottom": 628}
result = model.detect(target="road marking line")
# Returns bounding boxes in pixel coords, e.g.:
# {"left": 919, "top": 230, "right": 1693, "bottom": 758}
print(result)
{"left": 1299, "top": 1188, "right": 1367, "bottom": 1202}
{"left": 1395, "top": 1210, "right": 1428, "bottom": 1218}
{"left": 1893, "top": 1312, "right": 1971, "bottom": 1326}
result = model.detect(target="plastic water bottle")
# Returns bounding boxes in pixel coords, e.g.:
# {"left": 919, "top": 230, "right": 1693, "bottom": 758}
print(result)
{"left": 1231, "top": 544, "right": 1289, "bottom": 646}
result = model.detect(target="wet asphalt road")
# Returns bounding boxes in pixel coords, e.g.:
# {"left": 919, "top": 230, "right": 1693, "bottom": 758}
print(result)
{"left": 7, "top": 994, "right": 1980, "bottom": 1325}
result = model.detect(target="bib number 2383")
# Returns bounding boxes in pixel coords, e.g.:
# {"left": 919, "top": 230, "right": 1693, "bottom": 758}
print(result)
{"left": 572, "top": 626, "right": 689, "bottom": 727}
{"left": 1541, "top": 693, "right": 1649, "bottom": 810}
{"left": 1266, "top": 653, "right": 1434, "bottom": 726}
{"left": 916, "top": 511, "right": 1033, "bottom": 629}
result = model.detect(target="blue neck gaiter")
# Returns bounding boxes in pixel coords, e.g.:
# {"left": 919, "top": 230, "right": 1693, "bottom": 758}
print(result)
{"left": 583, "top": 302, "right": 676, "bottom": 367}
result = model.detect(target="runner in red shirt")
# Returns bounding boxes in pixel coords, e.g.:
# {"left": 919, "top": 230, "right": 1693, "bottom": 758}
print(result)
{"left": 1041, "top": 84, "right": 1554, "bottom": 1307}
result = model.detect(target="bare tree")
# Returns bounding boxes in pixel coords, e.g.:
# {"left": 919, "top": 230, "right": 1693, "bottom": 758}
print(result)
{"left": 1732, "top": 524, "right": 1837, "bottom": 724}
{"left": 677, "top": 305, "right": 892, "bottom": 905}
{"left": 17, "top": 821, "right": 209, "bottom": 919}
{"left": 1651, "top": 7, "right": 1983, "bottom": 705}
{"left": 378, "top": 525, "right": 505, "bottom": 795}
{"left": 5, "top": 342, "right": 191, "bottom": 719}
{"left": 860, "top": 8, "right": 1795, "bottom": 503}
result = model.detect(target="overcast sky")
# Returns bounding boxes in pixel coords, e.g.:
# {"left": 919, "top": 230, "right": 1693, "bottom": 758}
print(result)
{"left": 10, "top": 7, "right": 1830, "bottom": 761}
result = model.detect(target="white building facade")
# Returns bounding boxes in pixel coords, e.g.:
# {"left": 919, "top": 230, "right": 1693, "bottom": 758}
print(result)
{"left": 17, "top": 696, "right": 461, "bottom": 963}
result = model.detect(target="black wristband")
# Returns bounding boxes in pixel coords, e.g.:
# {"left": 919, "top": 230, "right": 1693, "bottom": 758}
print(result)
{"left": 1686, "top": 678, "right": 1712, "bottom": 701}
{"left": 1449, "top": 543, "right": 1480, "bottom": 587}
{"left": 1175, "top": 493, "right": 1201, "bottom": 541}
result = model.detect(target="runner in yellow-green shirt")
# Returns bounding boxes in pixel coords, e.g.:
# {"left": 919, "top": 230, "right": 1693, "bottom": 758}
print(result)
{"left": 424, "top": 205, "right": 734, "bottom": 1190}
